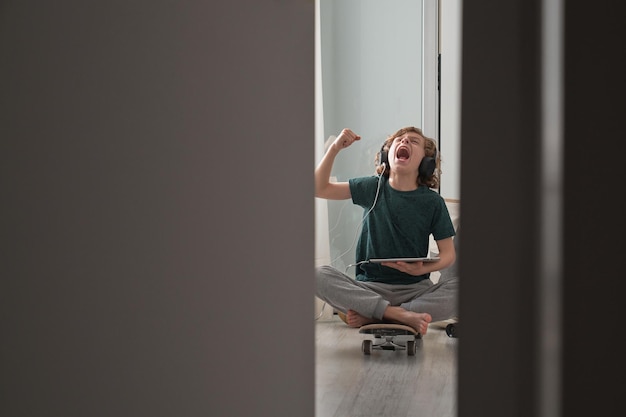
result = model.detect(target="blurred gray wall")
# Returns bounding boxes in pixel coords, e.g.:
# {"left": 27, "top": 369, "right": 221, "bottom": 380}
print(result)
{"left": 1, "top": 1, "right": 314, "bottom": 416}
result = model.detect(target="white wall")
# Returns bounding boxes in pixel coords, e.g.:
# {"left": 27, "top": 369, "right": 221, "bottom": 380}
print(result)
{"left": 440, "top": 0, "right": 463, "bottom": 201}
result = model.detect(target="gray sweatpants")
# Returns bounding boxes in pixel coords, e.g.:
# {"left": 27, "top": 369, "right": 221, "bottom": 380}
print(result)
{"left": 316, "top": 228, "right": 460, "bottom": 323}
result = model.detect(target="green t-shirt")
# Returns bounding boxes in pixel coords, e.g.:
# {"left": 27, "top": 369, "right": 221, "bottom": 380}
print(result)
{"left": 349, "top": 175, "right": 456, "bottom": 285}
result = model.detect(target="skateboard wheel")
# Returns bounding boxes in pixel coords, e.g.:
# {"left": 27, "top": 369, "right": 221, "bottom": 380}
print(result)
{"left": 362, "top": 339, "right": 372, "bottom": 355}
{"left": 407, "top": 340, "right": 416, "bottom": 356}
{"left": 446, "top": 323, "right": 458, "bottom": 338}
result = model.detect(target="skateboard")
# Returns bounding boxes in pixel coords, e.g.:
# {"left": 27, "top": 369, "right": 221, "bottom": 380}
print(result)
{"left": 358, "top": 323, "right": 421, "bottom": 356}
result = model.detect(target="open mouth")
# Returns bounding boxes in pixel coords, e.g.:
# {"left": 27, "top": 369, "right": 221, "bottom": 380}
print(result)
{"left": 396, "top": 146, "right": 410, "bottom": 161}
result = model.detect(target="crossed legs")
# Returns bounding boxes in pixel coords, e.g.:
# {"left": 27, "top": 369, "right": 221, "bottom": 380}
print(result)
{"left": 316, "top": 265, "right": 457, "bottom": 335}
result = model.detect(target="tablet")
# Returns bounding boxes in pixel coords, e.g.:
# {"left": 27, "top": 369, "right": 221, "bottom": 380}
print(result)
{"left": 368, "top": 257, "right": 440, "bottom": 263}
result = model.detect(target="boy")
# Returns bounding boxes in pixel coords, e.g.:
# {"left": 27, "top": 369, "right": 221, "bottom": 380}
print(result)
{"left": 315, "top": 127, "right": 457, "bottom": 335}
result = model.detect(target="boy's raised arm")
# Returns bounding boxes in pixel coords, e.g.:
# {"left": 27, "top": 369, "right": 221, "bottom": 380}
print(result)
{"left": 315, "top": 129, "right": 360, "bottom": 200}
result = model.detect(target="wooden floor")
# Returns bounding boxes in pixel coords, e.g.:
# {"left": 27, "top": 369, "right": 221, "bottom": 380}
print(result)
{"left": 315, "top": 314, "right": 457, "bottom": 417}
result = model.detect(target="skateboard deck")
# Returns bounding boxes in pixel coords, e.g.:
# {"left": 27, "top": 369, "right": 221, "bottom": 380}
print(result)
{"left": 358, "top": 323, "right": 421, "bottom": 356}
